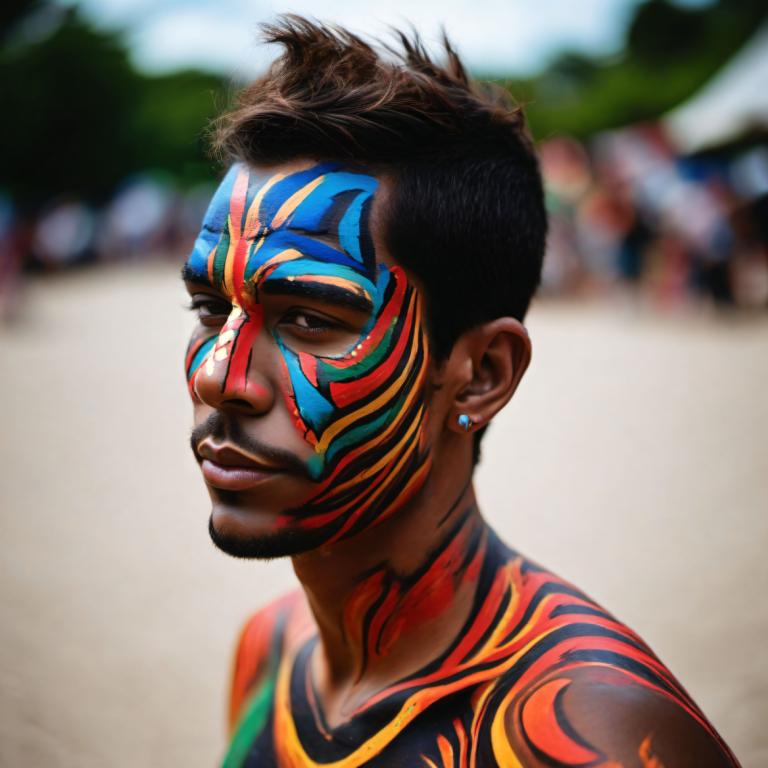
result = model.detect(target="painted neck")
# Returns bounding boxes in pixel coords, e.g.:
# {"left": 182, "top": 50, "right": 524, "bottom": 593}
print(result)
{"left": 292, "top": 460, "right": 487, "bottom": 716}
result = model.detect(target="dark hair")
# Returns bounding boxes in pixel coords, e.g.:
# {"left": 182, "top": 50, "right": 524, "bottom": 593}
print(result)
{"left": 214, "top": 15, "right": 547, "bottom": 463}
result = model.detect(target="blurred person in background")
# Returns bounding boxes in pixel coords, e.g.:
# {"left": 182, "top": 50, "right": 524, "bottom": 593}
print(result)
{"left": 183, "top": 17, "right": 740, "bottom": 767}
{"left": 0, "top": 192, "right": 26, "bottom": 323}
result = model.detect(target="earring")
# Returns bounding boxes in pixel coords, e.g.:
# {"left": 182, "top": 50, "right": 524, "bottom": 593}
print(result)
{"left": 457, "top": 414, "right": 473, "bottom": 432}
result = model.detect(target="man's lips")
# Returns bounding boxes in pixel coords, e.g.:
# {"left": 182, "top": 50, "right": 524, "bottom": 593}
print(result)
{"left": 197, "top": 441, "right": 287, "bottom": 491}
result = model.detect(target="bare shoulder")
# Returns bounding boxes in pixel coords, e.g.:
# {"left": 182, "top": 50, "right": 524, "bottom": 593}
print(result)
{"left": 481, "top": 551, "right": 741, "bottom": 766}
{"left": 501, "top": 666, "right": 740, "bottom": 767}
{"left": 228, "top": 589, "right": 312, "bottom": 730}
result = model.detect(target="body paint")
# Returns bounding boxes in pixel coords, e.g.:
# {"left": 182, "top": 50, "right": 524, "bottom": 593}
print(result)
{"left": 225, "top": 534, "right": 740, "bottom": 767}
{"left": 185, "top": 163, "right": 431, "bottom": 544}
{"left": 340, "top": 505, "right": 484, "bottom": 681}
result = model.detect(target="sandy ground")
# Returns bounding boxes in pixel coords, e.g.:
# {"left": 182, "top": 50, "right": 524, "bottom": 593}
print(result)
{"left": 1, "top": 261, "right": 766, "bottom": 767}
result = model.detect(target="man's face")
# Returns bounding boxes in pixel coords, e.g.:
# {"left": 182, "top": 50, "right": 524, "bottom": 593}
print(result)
{"left": 183, "top": 161, "right": 433, "bottom": 557}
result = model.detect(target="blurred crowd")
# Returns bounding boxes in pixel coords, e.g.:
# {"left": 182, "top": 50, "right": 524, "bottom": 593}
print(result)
{"left": 540, "top": 128, "right": 768, "bottom": 311}
{"left": 0, "top": 175, "right": 214, "bottom": 321}
{"left": 1, "top": 131, "right": 768, "bottom": 322}
{"left": 2, "top": 0, "right": 766, "bottom": 324}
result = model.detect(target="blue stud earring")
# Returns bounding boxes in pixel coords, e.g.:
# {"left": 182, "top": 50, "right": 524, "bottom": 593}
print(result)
{"left": 457, "top": 414, "right": 472, "bottom": 432}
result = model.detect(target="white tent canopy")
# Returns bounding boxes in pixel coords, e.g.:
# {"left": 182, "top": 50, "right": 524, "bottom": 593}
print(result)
{"left": 663, "top": 23, "right": 768, "bottom": 154}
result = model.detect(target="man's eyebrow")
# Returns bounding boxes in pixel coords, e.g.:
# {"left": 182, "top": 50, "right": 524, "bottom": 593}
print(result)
{"left": 261, "top": 278, "right": 373, "bottom": 313}
{"left": 181, "top": 264, "right": 211, "bottom": 286}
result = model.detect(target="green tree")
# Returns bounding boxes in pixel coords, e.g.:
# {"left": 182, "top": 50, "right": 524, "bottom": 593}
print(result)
{"left": 0, "top": 4, "right": 226, "bottom": 210}
{"left": 508, "top": 0, "right": 768, "bottom": 141}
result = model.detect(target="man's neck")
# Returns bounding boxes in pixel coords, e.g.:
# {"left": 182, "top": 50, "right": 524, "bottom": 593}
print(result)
{"left": 291, "top": 460, "right": 488, "bottom": 726}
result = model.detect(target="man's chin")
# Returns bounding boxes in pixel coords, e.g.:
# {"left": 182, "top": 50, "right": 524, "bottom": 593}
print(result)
{"left": 207, "top": 513, "right": 323, "bottom": 559}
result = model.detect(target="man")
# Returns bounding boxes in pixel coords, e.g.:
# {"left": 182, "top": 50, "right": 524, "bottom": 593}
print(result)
{"left": 183, "top": 16, "right": 740, "bottom": 767}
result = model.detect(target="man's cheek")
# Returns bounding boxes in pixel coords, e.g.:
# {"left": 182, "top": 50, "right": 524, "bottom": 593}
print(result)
{"left": 279, "top": 347, "right": 335, "bottom": 441}
{"left": 273, "top": 346, "right": 332, "bottom": 480}
{"left": 185, "top": 334, "right": 217, "bottom": 401}
{"left": 278, "top": 294, "right": 429, "bottom": 484}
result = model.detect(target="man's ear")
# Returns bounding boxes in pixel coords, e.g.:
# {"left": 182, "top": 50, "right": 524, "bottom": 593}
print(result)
{"left": 444, "top": 318, "right": 531, "bottom": 434}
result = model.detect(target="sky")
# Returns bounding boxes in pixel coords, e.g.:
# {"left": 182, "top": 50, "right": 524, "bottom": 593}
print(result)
{"left": 59, "top": 0, "right": 713, "bottom": 77}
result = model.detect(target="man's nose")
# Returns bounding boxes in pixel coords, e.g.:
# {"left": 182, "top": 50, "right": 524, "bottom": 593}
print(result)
{"left": 192, "top": 308, "right": 274, "bottom": 416}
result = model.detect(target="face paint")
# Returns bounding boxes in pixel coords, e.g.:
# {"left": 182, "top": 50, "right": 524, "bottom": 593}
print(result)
{"left": 184, "top": 163, "right": 432, "bottom": 545}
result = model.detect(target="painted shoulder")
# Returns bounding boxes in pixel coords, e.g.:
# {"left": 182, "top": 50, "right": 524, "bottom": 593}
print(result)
{"left": 227, "top": 589, "right": 312, "bottom": 732}
{"left": 499, "top": 665, "right": 740, "bottom": 767}
{"left": 490, "top": 555, "right": 740, "bottom": 767}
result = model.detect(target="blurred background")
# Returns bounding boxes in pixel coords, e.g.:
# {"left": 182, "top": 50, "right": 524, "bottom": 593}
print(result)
{"left": 1, "top": 0, "right": 766, "bottom": 766}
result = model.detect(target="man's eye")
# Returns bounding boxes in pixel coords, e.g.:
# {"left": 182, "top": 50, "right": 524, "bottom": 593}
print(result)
{"left": 188, "top": 296, "right": 231, "bottom": 322}
{"left": 280, "top": 309, "right": 339, "bottom": 334}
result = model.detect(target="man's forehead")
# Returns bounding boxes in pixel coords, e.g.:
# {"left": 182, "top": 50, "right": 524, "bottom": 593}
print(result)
{"left": 208, "top": 162, "right": 376, "bottom": 225}
{"left": 184, "top": 162, "right": 381, "bottom": 285}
